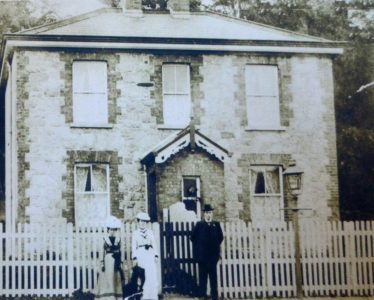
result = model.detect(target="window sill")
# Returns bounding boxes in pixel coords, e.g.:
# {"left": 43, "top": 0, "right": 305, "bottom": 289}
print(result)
{"left": 71, "top": 123, "right": 113, "bottom": 129}
{"left": 157, "top": 124, "right": 190, "bottom": 130}
{"left": 253, "top": 194, "right": 282, "bottom": 197}
{"left": 245, "top": 126, "right": 286, "bottom": 132}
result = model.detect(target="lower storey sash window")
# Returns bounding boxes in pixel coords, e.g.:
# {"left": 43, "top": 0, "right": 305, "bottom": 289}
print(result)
{"left": 250, "top": 165, "right": 284, "bottom": 223}
{"left": 74, "top": 163, "right": 110, "bottom": 225}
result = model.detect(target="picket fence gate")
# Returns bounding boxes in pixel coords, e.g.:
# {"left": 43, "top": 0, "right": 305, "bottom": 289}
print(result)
{"left": 0, "top": 220, "right": 373, "bottom": 298}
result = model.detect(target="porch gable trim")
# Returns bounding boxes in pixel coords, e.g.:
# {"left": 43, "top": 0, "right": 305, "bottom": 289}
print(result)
{"left": 141, "top": 126, "right": 229, "bottom": 165}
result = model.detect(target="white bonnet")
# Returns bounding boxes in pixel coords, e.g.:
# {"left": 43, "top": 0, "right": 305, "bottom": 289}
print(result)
{"left": 106, "top": 215, "right": 122, "bottom": 229}
{"left": 136, "top": 212, "right": 151, "bottom": 221}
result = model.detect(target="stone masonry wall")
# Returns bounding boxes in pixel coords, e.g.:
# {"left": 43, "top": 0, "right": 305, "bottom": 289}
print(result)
{"left": 13, "top": 49, "right": 339, "bottom": 224}
{"left": 200, "top": 54, "right": 339, "bottom": 221}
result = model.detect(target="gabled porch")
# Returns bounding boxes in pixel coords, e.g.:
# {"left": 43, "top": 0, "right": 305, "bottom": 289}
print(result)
{"left": 140, "top": 123, "right": 230, "bottom": 222}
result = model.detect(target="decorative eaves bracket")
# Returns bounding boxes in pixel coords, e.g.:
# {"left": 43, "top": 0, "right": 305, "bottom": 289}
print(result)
{"left": 155, "top": 131, "right": 229, "bottom": 164}
{"left": 141, "top": 125, "right": 230, "bottom": 166}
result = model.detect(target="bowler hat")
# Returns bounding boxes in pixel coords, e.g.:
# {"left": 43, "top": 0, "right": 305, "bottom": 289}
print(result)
{"left": 202, "top": 204, "right": 214, "bottom": 212}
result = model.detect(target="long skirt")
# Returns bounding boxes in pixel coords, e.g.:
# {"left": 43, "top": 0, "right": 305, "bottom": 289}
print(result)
{"left": 94, "top": 253, "right": 123, "bottom": 300}
{"left": 136, "top": 248, "right": 158, "bottom": 300}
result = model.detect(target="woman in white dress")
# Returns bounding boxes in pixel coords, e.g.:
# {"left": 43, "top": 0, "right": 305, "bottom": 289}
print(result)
{"left": 131, "top": 212, "right": 159, "bottom": 300}
{"left": 94, "top": 216, "right": 124, "bottom": 300}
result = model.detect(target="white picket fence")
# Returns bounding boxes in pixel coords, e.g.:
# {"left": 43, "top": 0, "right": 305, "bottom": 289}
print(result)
{"left": 301, "top": 221, "right": 374, "bottom": 297}
{"left": 216, "top": 221, "right": 374, "bottom": 298}
{"left": 0, "top": 221, "right": 373, "bottom": 298}
{"left": 218, "top": 222, "right": 296, "bottom": 299}
{"left": 162, "top": 221, "right": 374, "bottom": 299}
{"left": 0, "top": 222, "right": 147, "bottom": 297}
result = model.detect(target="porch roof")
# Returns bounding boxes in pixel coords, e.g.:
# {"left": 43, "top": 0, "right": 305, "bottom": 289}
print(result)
{"left": 140, "top": 124, "right": 230, "bottom": 165}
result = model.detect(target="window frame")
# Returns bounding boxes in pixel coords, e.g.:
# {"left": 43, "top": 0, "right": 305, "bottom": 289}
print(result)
{"left": 74, "top": 163, "right": 111, "bottom": 225}
{"left": 249, "top": 165, "right": 284, "bottom": 222}
{"left": 72, "top": 60, "right": 109, "bottom": 127}
{"left": 181, "top": 176, "right": 201, "bottom": 201}
{"left": 162, "top": 63, "right": 192, "bottom": 128}
{"left": 181, "top": 176, "right": 201, "bottom": 217}
{"left": 245, "top": 64, "right": 282, "bottom": 130}
{"left": 250, "top": 165, "right": 283, "bottom": 197}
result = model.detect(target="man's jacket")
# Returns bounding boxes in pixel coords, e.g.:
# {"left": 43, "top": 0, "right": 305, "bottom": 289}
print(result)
{"left": 190, "top": 221, "right": 224, "bottom": 264}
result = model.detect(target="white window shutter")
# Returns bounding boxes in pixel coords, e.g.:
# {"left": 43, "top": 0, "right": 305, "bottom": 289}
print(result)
{"left": 246, "top": 65, "right": 280, "bottom": 129}
{"left": 162, "top": 64, "right": 176, "bottom": 94}
{"left": 73, "top": 61, "right": 108, "bottom": 125}
{"left": 175, "top": 65, "right": 190, "bottom": 94}
{"left": 163, "top": 95, "right": 191, "bottom": 127}
{"left": 162, "top": 64, "right": 191, "bottom": 127}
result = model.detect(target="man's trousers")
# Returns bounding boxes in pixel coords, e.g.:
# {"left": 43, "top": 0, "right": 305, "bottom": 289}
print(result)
{"left": 198, "top": 261, "right": 219, "bottom": 300}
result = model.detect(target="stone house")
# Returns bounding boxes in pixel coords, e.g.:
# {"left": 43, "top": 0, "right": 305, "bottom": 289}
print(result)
{"left": 0, "top": 0, "right": 343, "bottom": 228}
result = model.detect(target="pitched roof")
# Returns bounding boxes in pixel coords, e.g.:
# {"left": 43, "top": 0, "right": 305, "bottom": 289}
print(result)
{"left": 22, "top": 8, "right": 329, "bottom": 43}
{"left": 0, "top": 7, "right": 344, "bottom": 86}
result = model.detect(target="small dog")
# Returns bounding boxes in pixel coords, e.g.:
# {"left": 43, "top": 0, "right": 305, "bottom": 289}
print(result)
{"left": 123, "top": 266, "right": 145, "bottom": 300}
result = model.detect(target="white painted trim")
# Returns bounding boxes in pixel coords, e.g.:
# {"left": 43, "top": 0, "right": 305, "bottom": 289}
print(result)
{"left": 154, "top": 132, "right": 228, "bottom": 164}
{"left": 155, "top": 134, "right": 190, "bottom": 164}
{"left": 5, "top": 40, "right": 344, "bottom": 55}
{"left": 195, "top": 134, "right": 228, "bottom": 162}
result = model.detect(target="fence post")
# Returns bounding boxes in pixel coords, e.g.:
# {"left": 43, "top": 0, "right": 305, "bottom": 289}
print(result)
{"left": 152, "top": 222, "right": 162, "bottom": 294}
{"left": 292, "top": 210, "right": 303, "bottom": 299}
{"left": 67, "top": 223, "right": 75, "bottom": 296}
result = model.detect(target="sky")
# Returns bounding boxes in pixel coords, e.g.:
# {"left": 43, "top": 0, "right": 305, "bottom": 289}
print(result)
{"left": 39, "top": 0, "right": 107, "bottom": 18}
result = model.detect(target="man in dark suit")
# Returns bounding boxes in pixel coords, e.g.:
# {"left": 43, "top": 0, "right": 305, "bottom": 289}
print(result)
{"left": 190, "top": 204, "right": 224, "bottom": 300}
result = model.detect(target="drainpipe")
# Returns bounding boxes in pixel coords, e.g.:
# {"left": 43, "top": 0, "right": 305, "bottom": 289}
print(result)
{"left": 143, "top": 164, "right": 148, "bottom": 214}
{"left": 5, "top": 59, "right": 17, "bottom": 233}
{"left": 11, "top": 56, "right": 17, "bottom": 233}
{"left": 4, "top": 61, "right": 12, "bottom": 233}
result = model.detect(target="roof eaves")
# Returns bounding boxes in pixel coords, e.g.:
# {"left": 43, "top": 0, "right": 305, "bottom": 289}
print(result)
{"left": 195, "top": 131, "right": 229, "bottom": 155}
{"left": 2, "top": 33, "right": 346, "bottom": 48}
{"left": 0, "top": 39, "right": 10, "bottom": 90}
{"left": 154, "top": 126, "right": 191, "bottom": 154}
{"left": 140, "top": 127, "right": 189, "bottom": 165}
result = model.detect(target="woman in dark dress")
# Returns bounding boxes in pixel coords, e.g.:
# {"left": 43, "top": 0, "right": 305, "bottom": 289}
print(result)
{"left": 94, "top": 216, "right": 124, "bottom": 300}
